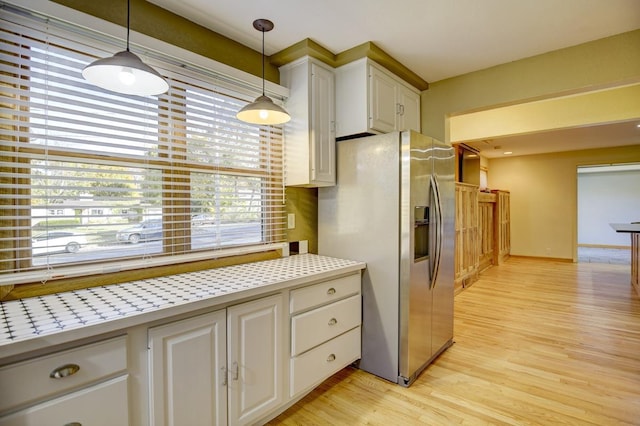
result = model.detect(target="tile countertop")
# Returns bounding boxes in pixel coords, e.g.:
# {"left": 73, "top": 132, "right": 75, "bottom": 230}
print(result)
{"left": 0, "top": 254, "right": 365, "bottom": 360}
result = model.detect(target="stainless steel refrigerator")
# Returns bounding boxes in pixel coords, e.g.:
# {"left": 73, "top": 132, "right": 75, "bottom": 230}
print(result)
{"left": 318, "top": 130, "right": 455, "bottom": 386}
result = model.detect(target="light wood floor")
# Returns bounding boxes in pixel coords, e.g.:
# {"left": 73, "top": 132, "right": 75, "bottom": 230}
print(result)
{"left": 267, "top": 257, "right": 640, "bottom": 425}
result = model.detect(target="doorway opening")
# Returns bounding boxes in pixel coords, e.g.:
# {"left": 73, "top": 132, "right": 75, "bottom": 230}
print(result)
{"left": 577, "top": 163, "right": 640, "bottom": 264}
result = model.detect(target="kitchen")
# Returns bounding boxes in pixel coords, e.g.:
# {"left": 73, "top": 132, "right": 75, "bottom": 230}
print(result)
{"left": 1, "top": 0, "right": 639, "bottom": 425}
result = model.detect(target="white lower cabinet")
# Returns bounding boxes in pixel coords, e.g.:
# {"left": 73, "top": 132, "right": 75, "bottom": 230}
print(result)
{"left": 290, "top": 327, "right": 360, "bottom": 396}
{"left": 148, "top": 293, "right": 284, "bottom": 426}
{"left": 0, "top": 268, "right": 362, "bottom": 426}
{"left": 0, "top": 375, "right": 129, "bottom": 426}
{"left": 148, "top": 309, "right": 228, "bottom": 426}
{"left": 288, "top": 273, "right": 362, "bottom": 398}
{"left": 227, "top": 294, "right": 284, "bottom": 425}
{"left": 0, "top": 336, "right": 129, "bottom": 426}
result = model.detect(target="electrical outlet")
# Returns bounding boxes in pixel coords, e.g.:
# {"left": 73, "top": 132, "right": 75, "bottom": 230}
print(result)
{"left": 287, "top": 213, "right": 295, "bottom": 229}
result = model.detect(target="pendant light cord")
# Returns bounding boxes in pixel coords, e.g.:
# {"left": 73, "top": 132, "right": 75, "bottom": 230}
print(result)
{"left": 126, "top": 0, "right": 131, "bottom": 52}
{"left": 261, "top": 26, "right": 265, "bottom": 96}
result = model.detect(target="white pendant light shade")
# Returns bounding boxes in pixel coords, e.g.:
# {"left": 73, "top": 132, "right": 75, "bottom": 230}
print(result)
{"left": 236, "top": 19, "right": 290, "bottom": 125}
{"left": 237, "top": 94, "right": 291, "bottom": 125}
{"left": 82, "top": 0, "right": 168, "bottom": 96}
{"left": 82, "top": 50, "right": 169, "bottom": 96}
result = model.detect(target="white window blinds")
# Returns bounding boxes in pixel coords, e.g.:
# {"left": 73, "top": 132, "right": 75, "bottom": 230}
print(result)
{"left": 0, "top": 7, "right": 286, "bottom": 281}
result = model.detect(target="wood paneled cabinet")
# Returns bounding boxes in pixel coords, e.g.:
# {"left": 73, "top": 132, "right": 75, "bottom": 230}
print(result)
{"left": 148, "top": 294, "right": 284, "bottom": 426}
{"left": 335, "top": 58, "right": 420, "bottom": 138}
{"left": 455, "top": 183, "right": 479, "bottom": 291}
{"left": 632, "top": 233, "right": 639, "bottom": 295}
{"left": 495, "top": 190, "right": 511, "bottom": 265}
{"left": 455, "top": 184, "right": 510, "bottom": 292}
{"left": 478, "top": 192, "right": 495, "bottom": 271}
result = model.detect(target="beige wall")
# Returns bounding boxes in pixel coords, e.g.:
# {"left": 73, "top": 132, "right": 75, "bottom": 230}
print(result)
{"left": 489, "top": 145, "right": 640, "bottom": 260}
{"left": 422, "top": 30, "right": 640, "bottom": 143}
{"left": 423, "top": 29, "right": 640, "bottom": 261}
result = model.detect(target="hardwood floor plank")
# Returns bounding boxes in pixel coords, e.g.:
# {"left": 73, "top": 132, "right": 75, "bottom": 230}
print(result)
{"left": 267, "top": 257, "right": 640, "bottom": 425}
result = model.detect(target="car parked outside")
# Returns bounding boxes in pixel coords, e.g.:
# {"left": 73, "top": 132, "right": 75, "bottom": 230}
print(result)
{"left": 191, "top": 214, "right": 215, "bottom": 226}
{"left": 116, "top": 219, "right": 163, "bottom": 244}
{"left": 32, "top": 231, "right": 87, "bottom": 255}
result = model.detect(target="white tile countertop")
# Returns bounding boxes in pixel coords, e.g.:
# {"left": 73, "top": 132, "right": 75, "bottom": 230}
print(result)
{"left": 0, "top": 254, "right": 365, "bottom": 360}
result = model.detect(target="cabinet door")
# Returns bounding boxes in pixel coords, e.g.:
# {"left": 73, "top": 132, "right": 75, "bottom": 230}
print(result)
{"left": 227, "top": 294, "right": 284, "bottom": 425}
{"left": 0, "top": 375, "right": 128, "bottom": 426}
{"left": 369, "top": 65, "right": 397, "bottom": 133}
{"left": 397, "top": 84, "right": 421, "bottom": 132}
{"left": 310, "top": 62, "right": 335, "bottom": 185}
{"left": 148, "top": 310, "right": 227, "bottom": 426}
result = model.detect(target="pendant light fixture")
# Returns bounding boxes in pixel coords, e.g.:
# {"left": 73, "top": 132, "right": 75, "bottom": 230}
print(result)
{"left": 82, "top": 0, "right": 169, "bottom": 96}
{"left": 236, "top": 19, "right": 291, "bottom": 125}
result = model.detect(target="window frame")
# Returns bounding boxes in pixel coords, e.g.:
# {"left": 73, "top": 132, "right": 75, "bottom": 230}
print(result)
{"left": 0, "top": 2, "right": 288, "bottom": 287}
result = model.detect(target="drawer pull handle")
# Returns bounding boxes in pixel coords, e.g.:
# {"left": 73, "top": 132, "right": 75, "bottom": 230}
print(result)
{"left": 328, "top": 317, "right": 338, "bottom": 326}
{"left": 64, "top": 423, "right": 82, "bottom": 426}
{"left": 327, "top": 287, "right": 336, "bottom": 295}
{"left": 49, "top": 363, "right": 80, "bottom": 379}
{"left": 326, "top": 354, "right": 336, "bottom": 362}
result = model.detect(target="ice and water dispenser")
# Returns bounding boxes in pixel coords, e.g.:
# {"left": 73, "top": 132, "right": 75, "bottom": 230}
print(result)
{"left": 414, "top": 206, "right": 429, "bottom": 261}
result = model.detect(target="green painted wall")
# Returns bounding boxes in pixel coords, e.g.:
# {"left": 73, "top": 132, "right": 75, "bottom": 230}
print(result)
{"left": 52, "top": 0, "right": 279, "bottom": 83}
{"left": 52, "top": 0, "right": 322, "bottom": 252}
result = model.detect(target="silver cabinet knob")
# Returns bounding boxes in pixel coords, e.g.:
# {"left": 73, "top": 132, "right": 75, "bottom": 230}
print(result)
{"left": 327, "top": 287, "right": 336, "bottom": 295}
{"left": 328, "top": 318, "right": 337, "bottom": 326}
{"left": 326, "top": 354, "right": 336, "bottom": 362}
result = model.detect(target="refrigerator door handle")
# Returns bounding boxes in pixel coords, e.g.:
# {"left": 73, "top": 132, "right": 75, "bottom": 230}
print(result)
{"left": 429, "top": 175, "right": 443, "bottom": 288}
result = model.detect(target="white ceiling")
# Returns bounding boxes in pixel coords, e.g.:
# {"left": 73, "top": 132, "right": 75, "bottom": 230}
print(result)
{"left": 148, "top": 0, "right": 640, "bottom": 158}
{"left": 148, "top": 0, "right": 640, "bottom": 83}
{"left": 462, "top": 120, "right": 640, "bottom": 159}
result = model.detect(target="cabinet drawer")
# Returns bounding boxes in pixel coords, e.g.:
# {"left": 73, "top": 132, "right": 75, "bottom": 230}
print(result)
{"left": 290, "top": 327, "right": 360, "bottom": 397}
{"left": 290, "top": 273, "right": 360, "bottom": 314}
{"left": 0, "top": 375, "right": 129, "bottom": 426}
{"left": 0, "top": 336, "right": 127, "bottom": 413}
{"left": 291, "top": 295, "right": 360, "bottom": 356}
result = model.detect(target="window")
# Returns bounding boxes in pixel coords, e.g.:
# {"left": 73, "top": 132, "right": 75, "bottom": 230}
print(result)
{"left": 0, "top": 7, "right": 286, "bottom": 283}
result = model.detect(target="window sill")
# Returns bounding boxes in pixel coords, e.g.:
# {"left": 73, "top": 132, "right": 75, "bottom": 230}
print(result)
{"left": 0, "top": 243, "right": 288, "bottom": 301}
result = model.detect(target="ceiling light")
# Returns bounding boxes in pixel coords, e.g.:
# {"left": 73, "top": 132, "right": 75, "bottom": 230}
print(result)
{"left": 503, "top": 151, "right": 513, "bottom": 155}
{"left": 236, "top": 19, "right": 291, "bottom": 125}
{"left": 82, "top": 0, "right": 169, "bottom": 96}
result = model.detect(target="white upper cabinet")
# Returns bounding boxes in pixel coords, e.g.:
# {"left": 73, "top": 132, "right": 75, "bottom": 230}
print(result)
{"left": 396, "top": 83, "right": 421, "bottom": 134}
{"left": 280, "top": 57, "right": 336, "bottom": 187}
{"left": 335, "top": 58, "right": 421, "bottom": 138}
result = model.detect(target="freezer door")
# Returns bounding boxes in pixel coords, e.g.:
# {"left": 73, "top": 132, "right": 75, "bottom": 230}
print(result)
{"left": 431, "top": 138, "right": 455, "bottom": 357}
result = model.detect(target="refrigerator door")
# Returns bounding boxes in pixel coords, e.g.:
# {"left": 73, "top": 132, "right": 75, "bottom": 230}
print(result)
{"left": 430, "top": 137, "right": 455, "bottom": 357}
{"left": 398, "top": 131, "right": 434, "bottom": 384}
{"left": 318, "top": 132, "right": 401, "bottom": 383}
